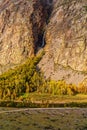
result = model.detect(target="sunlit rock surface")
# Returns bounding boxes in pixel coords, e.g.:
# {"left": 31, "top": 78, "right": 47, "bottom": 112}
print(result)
{"left": 0, "top": 0, "right": 47, "bottom": 73}
{"left": 0, "top": 0, "right": 87, "bottom": 84}
{"left": 39, "top": 0, "right": 87, "bottom": 84}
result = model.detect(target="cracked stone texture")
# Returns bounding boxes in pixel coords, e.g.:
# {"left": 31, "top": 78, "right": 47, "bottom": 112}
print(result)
{"left": 39, "top": 0, "right": 87, "bottom": 84}
{"left": 0, "top": 0, "right": 47, "bottom": 73}
{"left": 0, "top": 0, "right": 87, "bottom": 84}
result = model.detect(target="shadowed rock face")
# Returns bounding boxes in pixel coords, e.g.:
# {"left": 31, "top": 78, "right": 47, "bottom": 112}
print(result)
{"left": 0, "top": 0, "right": 48, "bottom": 73}
{"left": 39, "top": 0, "right": 87, "bottom": 84}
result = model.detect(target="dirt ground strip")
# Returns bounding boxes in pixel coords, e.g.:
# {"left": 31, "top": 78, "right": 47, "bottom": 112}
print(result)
{"left": 0, "top": 108, "right": 87, "bottom": 130}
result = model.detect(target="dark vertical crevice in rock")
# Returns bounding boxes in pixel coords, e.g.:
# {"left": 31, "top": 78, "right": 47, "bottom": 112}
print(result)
{"left": 30, "top": 0, "right": 53, "bottom": 54}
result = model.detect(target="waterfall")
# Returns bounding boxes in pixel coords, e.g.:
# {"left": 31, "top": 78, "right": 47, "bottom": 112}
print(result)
{"left": 41, "top": 32, "right": 45, "bottom": 47}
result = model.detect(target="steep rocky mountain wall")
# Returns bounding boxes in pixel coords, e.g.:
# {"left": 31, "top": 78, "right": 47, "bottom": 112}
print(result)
{"left": 39, "top": 0, "right": 87, "bottom": 84}
{"left": 0, "top": 0, "right": 87, "bottom": 85}
{"left": 0, "top": 0, "right": 49, "bottom": 73}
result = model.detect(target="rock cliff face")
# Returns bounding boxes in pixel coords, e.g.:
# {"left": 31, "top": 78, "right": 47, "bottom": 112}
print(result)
{"left": 0, "top": 0, "right": 87, "bottom": 84}
{"left": 39, "top": 0, "right": 87, "bottom": 84}
{"left": 0, "top": 0, "right": 48, "bottom": 73}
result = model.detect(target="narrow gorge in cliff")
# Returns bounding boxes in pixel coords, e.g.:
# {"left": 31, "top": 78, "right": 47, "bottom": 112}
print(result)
{"left": 0, "top": 0, "right": 87, "bottom": 107}
{"left": 0, "top": 0, "right": 87, "bottom": 130}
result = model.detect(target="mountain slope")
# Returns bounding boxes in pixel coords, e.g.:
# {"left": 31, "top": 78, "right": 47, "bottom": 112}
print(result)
{"left": 0, "top": 0, "right": 87, "bottom": 85}
{"left": 39, "top": 0, "right": 87, "bottom": 84}
{"left": 0, "top": 0, "right": 48, "bottom": 74}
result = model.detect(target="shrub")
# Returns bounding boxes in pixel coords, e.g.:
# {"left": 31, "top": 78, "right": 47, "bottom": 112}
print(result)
{"left": 0, "top": 52, "right": 44, "bottom": 100}
{"left": 38, "top": 80, "right": 78, "bottom": 96}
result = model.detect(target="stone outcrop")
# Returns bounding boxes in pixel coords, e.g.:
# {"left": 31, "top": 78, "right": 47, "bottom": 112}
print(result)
{"left": 0, "top": 0, "right": 87, "bottom": 84}
{"left": 0, "top": 0, "right": 48, "bottom": 73}
{"left": 39, "top": 0, "right": 87, "bottom": 84}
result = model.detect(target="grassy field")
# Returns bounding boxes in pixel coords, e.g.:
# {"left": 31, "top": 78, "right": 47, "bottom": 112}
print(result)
{"left": 25, "top": 93, "right": 87, "bottom": 103}
{"left": 0, "top": 94, "right": 87, "bottom": 130}
{"left": 0, "top": 93, "right": 87, "bottom": 107}
{"left": 0, "top": 108, "right": 87, "bottom": 130}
